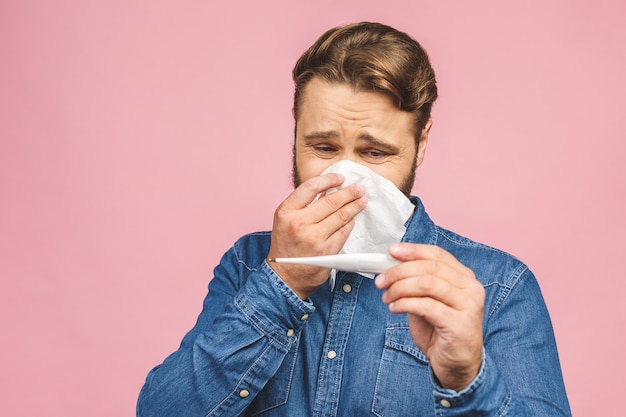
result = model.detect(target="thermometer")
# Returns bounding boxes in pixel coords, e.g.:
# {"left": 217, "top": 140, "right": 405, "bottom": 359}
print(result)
{"left": 268, "top": 253, "right": 399, "bottom": 275}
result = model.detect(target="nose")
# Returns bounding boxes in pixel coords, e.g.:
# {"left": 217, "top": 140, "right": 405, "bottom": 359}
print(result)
{"left": 339, "top": 149, "right": 358, "bottom": 163}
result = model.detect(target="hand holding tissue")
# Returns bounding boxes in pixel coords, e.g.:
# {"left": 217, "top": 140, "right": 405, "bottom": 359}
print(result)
{"left": 320, "top": 160, "right": 415, "bottom": 278}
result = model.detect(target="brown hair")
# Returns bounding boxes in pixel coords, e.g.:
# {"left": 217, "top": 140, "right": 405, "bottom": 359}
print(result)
{"left": 292, "top": 22, "right": 438, "bottom": 140}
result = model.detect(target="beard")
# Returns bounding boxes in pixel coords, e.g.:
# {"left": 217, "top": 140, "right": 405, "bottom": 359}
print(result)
{"left": 291, "top": 148, "right": 417, "bottom": 198}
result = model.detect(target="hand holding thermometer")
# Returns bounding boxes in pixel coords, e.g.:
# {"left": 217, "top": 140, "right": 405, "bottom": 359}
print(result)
{"left": 268, "top": 253, "right": 400, "bottom": 275}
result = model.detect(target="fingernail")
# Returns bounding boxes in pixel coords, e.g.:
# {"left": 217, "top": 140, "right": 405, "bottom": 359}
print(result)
{"left": 388, "top": 243, "right": 403, "bottom": 255}
{"left": 375, "top": 273, "right": 385, "bottom": 288}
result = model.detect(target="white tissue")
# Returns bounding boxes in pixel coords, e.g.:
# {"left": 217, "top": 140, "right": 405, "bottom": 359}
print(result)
{"left": 321, "top": 160, "right": 415, "bottom": 280}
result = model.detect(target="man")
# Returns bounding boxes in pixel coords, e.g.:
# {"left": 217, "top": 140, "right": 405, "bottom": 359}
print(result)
{"left": 137, "top": 22, "right": 571, "bottom": 416}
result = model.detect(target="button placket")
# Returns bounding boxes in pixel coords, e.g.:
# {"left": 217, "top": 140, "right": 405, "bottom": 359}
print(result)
{"left": 311, "top": 275, "right": 362, "bottom": 416}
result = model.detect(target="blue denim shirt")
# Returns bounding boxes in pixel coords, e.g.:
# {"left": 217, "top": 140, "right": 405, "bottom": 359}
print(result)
{"left": 137, "top": 197, "right": 571, "bottom": 416}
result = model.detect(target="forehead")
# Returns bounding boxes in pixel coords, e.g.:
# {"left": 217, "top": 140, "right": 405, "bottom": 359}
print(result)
{"left": 299, "top": 78, "right": 395, "bottom": 111}
{"left": 297, "top": 78, "right": 417, "bottom": 140}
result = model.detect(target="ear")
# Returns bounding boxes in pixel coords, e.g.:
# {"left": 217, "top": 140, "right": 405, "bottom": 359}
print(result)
{"left": 415, "top": 119, "right": 432, "bottom": 168}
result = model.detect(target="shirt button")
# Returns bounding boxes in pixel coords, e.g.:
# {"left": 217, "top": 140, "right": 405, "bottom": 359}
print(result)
{"left": 342, "top": 284, "right": 352, "bottom": 293}
{"left": 440, "top": 399, "right": 451, "bottom": 408}
{"left": 301, "top": 314, "right": 309, "bottom": 321}
{"left": 239, "top": 389, "right": 250, "bottom": 398}
{"left": 327, "top": 350, "right": 337, "bottom": 359}
{"left": 286, "top": 329, "right": 295, "bottom": 337}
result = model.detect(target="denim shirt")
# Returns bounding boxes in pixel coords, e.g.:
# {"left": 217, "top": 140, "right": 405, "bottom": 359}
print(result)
{"left": 137, "top": 197, "right": 571, "bottom": 416}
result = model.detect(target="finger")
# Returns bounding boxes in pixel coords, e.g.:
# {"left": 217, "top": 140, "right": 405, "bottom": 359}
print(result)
{"left": 381, "top": 275, "right": 468, "bottom": 310}
{"left": 389, "top": 242, "right": 474, "bottom": 277}
{"left": 400, "top": 257, "right": 470, "bottom": 285}
{"left": 313, "top": 192, "right": 368, "bottom": 237}
{"left": 389, "top": 296, "right": 483, "bottom": 348}
{"left": 281, "top": 173, "right": 347, "bottom": 210}
{"left": 306, "top": 183, "right": 366, "bottom": 224}
{"left": 388, "top": 296, "right": 455, "bottom": 329}
{"left": 388, "top": 242, "right": 461, "bottom": 265}
{"left": 375, "top": 258, "right": 467, "bottom": 292}
{"left": 324, "top": 217, "right": 357, "bottom": 248}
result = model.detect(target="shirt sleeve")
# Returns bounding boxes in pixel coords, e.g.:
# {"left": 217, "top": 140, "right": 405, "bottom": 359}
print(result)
{"left": 431, "top": 267, "right": 571, "bottom": 416}
{"left": 136, "top": 237, "right": 316, "bottom": 417}
{"left": 431, "top": 349, "right": 532, "bottom": 415}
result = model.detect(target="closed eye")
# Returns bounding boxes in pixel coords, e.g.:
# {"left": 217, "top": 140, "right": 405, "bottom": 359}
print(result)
{"left": 359, "top": 148, "right": 392, "bottom": 162}
{"left": 308, "top": 143, "right": 339, "bottom": 158}
{"left": 361, "top": 149, "right": 389, "bottom": 158}
{"left": 313, "top": 144, "right": 337, "bottom": 153}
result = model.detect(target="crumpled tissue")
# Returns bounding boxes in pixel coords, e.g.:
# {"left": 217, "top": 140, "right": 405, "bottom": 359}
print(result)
{"left": 321, "top": 160, "right": 415, "bottom": 282}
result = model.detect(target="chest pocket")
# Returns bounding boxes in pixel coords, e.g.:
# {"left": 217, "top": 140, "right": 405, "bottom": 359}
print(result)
{"left": 372, "top": 325, "right": 435, "bottom": 417}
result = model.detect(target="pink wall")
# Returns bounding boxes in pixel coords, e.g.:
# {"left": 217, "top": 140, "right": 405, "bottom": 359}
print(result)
{"left": 1, "top": 1, "right": 624, "bottom": 415}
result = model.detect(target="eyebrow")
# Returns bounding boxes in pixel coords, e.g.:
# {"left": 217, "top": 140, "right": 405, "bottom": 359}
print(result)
{"left": 303, "top": 130, "right": 340, "bottom": 140}
{"left": 302, "top": 131, "right": 400, "bottom": 154}
{"left": 358, "top": 133, "right": 400, "bottom": 154}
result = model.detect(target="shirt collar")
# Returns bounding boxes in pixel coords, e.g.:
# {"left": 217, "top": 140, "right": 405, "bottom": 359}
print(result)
{"left": 402, "top": 196, "right": 438, "bottom": 245}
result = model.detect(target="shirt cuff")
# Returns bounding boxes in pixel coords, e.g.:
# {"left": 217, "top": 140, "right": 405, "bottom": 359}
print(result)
{"left": 233, "top": 260, "right": 316, "bottom": 350}
{"left": 431, "top": 349, "right": 511, "bottom": 415}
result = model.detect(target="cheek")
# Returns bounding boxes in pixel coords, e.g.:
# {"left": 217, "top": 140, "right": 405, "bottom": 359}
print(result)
{"left": 368, "top": 166, "right": 401, "bottom": 186}
{"left": 295, "top": 153, "right": 337, "bottom": 183}
{"left": 366, "top": 160, "right": 415, "bottom": 190}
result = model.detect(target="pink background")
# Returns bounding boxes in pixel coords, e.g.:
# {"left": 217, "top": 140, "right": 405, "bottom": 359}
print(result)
{"left": 1, "top": 1, "right": 625, "bottom": 415}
